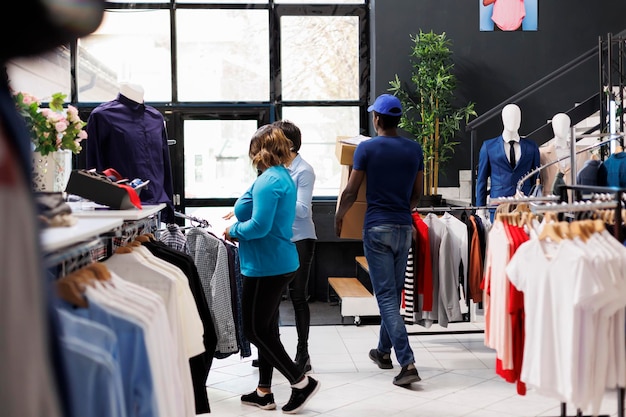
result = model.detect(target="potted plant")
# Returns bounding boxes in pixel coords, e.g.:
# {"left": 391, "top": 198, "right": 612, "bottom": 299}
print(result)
{"left": 388, "top": 30, "right": 476, "bottom": 204}
{"left": 13, "top": 91, "right": 88, "bottom": 191}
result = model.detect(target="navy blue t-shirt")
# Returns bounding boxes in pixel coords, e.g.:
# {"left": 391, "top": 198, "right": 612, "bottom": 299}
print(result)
{"left": 353, "top": 135, "right": 424, "bottom": 229}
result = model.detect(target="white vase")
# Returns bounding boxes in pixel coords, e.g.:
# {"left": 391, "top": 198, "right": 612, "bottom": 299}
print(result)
{"left": 32, "top": 150, "right": 73, "bottom": 192}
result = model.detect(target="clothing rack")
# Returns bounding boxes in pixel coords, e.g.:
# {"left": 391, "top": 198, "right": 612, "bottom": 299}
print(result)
{"left": 175, "top": 211, "right": 211, "bottom": 228}
{"left": 110, "top": 216, "right": 160, "bottom": 254}
{"left": 515, "top": 132, "right": 623, "bottom": 194}
{"left": 527, "top": 184, "right": 626, "bottom": 417}
{"left": 413, "top": 205, "right": 490, "bottom": 213}
{"left": 44, "top": 237, "right": 107, "bottom": 273}
{"left": 405, "top": 204, "right": 490, "bottom": 336}
{"left": 490, "top": 195, "right": 561, "bottom": 205}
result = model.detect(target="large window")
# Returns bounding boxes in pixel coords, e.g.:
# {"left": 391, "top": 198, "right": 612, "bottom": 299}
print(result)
{"left": 176, "top": 9, "right": 270, "bottom": 102}
{"left": 77, "top": 9, "right": 172, "bottom": 102}
{"left": 6, "top": 1, "right": 369, "bottom": 212}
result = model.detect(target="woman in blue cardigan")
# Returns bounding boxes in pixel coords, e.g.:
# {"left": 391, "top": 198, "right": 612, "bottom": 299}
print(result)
{"left": 224, "top": 124, "right": 320, "bottom": 414}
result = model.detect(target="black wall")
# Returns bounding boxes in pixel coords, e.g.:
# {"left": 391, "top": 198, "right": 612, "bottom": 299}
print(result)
{"left": 311, "top": 1, "right": 626, "bottom": 299}
{"left": 370, "top": 0, "right": 626, "bottom": 186}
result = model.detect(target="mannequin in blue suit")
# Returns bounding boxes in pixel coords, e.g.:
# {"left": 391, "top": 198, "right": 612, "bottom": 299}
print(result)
{"left": 475, "top": 104, "right": 540, "bottom": 220}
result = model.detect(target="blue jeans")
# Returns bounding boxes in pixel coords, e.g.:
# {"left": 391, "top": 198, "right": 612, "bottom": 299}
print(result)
{"left": 363, "top": 224, "right": 415, "bottom": 367}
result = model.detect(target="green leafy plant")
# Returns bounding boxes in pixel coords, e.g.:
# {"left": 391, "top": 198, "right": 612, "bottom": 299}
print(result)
{"left": 13, "top": 91, "right": 87, "bottom": 156}
{"left": 388, "top": 30, "right": 476, "bottom": 196}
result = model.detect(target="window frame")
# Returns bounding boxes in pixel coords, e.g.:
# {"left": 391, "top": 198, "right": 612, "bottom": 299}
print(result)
{"left": 69, "top": 1, "right": 370, "bottom": 214}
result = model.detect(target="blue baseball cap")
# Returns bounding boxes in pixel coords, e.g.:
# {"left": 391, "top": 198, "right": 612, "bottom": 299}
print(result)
{"left": 367, "top": 94, "right": 403, "bottom": 116}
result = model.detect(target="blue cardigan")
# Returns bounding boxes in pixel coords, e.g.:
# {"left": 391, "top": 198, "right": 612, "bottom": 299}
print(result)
{"left": 229, "top": 165, "right": 299, "bottom": 277}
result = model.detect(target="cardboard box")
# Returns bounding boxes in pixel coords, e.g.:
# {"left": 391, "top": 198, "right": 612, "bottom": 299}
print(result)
{"left": 335, "top": 135, "right": 370, "bottom": 166}
{"left": 336, "top": 165, "right": 367, "bottom": 240}
{"left": 339, "top": 165, "right": 366, "bottom": 202}
{"left": 337, "top": 201, "right": 366, "bottom": 240}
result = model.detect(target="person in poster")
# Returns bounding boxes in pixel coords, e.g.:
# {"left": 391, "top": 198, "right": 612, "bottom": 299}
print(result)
{"left": 480, "top": 0, "right": 537, "bottom": 32}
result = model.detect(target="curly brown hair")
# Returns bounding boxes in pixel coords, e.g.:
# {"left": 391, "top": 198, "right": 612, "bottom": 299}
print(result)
{"left": 248, "top": 124, "right": 292, "bottom": 169}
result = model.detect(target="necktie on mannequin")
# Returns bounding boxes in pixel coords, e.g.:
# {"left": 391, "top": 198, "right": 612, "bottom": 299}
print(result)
{"left": 509, "top": 140, "right": 516, "bottom": 169}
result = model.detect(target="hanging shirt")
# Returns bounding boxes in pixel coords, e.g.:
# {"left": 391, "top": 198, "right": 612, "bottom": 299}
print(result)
{"left": 506, "top": 238, "right": 602, "bottom": 405}
{"left": 598, "top": 151, "right": 626, "bottom": 187}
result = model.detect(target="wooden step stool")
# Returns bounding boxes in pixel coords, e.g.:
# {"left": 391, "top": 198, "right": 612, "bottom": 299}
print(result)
{"left": 328, "top": 277, "right": 379, "bottom": 325}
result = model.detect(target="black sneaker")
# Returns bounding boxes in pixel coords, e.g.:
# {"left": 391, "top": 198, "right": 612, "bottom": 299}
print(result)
{"left": 393, "top": 363, "right": 421, "bottom": 386}
{"left": 241, "top": 390, "right": 276, "bottom": 410}
{"left": 282, "top": 377, "right": 320, "bottom": 414}
{"left": 369, "top": 348, "right": 393, "bottom": 369}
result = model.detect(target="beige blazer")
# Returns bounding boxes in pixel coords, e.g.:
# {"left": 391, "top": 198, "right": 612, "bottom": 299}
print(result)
{"left": 539, "top": 144, "right": 591, "bottom": 193}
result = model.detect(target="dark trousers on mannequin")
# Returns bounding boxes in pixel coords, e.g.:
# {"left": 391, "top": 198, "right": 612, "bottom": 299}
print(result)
{"left": 242, "top": 271, "right": 304, "bottom": 388}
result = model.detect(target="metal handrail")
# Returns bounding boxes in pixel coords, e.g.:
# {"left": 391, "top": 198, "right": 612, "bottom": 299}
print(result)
{"left": 466, "top": 47, "right": 600, "bottom": 132}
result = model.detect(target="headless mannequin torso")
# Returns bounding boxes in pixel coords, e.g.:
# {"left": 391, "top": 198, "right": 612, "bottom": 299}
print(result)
{"left": 119, "top": 82, "right": 144, "bottom": 104}
{"left": 476, "top": 103, "right": 540, "bottom": 221}
{"left": 551, "top": 113, "right": 571, "bottom": 168}
{"left": 539, "top": 113, "right": 590, "bottom": 192}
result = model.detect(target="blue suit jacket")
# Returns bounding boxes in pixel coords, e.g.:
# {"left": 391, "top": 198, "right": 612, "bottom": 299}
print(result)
{"left": 475, "top": 136, "right": 540, "bottom": 206}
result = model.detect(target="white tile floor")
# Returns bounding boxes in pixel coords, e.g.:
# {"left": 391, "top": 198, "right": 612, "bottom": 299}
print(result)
{"left": 202, "top": 321, "right": 623, "bottom": 417}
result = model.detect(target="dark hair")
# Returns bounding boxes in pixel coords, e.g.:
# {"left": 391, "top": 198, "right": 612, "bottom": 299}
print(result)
{"left": 248, "top": 124, "right": 292, "bottom": 169}
{"left": 273, "top": 120, "right": 302, "bottom": 152}
{"left": 374, "top": 111, "right": 401, "bottom": 130}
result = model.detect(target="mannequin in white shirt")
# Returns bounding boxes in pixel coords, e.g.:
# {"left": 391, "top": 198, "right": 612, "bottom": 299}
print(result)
{"left": 119, "top": 82, "right": 144, "bottom": 103}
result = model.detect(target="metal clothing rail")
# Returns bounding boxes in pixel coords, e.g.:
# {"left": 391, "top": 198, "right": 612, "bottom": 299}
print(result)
{"left": 413, "top": 205, "right": 490, "bottom": 213}
{"left": 490, "top": 195, "right": 561, "bottom": 205}
{"left": 44, "top": 237, "right": 106, "bottom": 272}
{"left": 110, "top": 217, "right": 160, "bottom": 251}
{"left": 529, "top": 199, "right": 618, "bottom": 214}
{"left": 175, "top": 211, "right": 210, "bottom": 228}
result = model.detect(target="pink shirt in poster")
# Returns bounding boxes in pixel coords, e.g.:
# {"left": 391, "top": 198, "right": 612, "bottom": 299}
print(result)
{"left": 492, "top": 0, "right": 526, "bottom": 31}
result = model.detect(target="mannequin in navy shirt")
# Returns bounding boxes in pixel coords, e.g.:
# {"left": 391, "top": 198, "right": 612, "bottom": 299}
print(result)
{"left": 119, "top": 82, "right": 144, "bottom": 104}
{"left": 85, "top": 83, "right": 175, "bottom": 223}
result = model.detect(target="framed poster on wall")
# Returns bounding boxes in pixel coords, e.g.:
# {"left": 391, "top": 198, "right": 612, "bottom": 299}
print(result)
{"left": 479, "top": 0, "right": 538, "bottom": 31}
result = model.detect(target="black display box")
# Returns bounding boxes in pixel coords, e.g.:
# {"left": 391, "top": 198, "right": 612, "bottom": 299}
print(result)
{"left": 65, "top": 169, "right": 148, "bottom": 210}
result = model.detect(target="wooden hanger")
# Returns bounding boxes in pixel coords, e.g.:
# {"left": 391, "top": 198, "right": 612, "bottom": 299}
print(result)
{"left": 557, "top": 222, "right": 572, "bottom": 239}
{"left": 513, "top": 202, "right": 530, "bottom": 214}
{"left": 56, "top": 279, "right": 88, "bottom": 308}
{"left": 115, "top": 246, "right": 133, "bottom": 254}
{"left": 521, "top": 211, "right": 536, "bottom": 230}
{"left": 543, "top": 211, "right": 558, "bottom": 223}
{"left": 85, "top": 263, "right": 112, "bottom": 281}
{"left": 538, "top": 212, "right": 563, "bottom": 242}
{"left": 135, "top": 235, "right": 151, "bottom": 243}
{"left": 538, "top": 223, "right": 563, "bottom": 242}
{"left": 55, "top": 266, "right": 101, "bottom": 308}
{"left": 592, "top": 219, "right": 606, "bottom": 233}
{"left": 568, "top": 221, "right": 588, "bottom": 241}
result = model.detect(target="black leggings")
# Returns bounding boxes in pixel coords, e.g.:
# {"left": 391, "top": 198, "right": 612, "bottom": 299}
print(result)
{"left": 288, "top": 239, "right": 316, "bottom": 351}
{"left": 242, "top": 271, "right": 303, "bottom": 388}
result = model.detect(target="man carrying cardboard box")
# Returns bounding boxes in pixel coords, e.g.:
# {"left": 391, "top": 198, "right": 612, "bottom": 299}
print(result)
{"left": 335, "top": 93, "right": 424, "bottom": 387}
